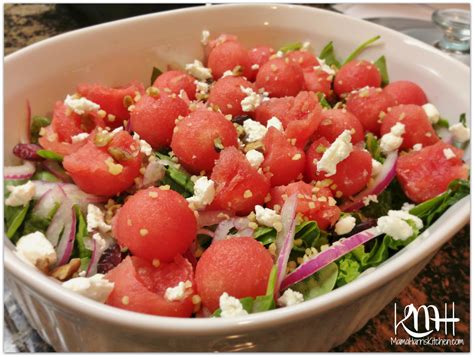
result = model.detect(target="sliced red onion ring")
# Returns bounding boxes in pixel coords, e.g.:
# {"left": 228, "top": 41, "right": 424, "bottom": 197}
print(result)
{"left": 4, "top": 160, "right": 36, "bottom": 180}
{"left": 42, "top": 160, "right": 72, "bottom": 183}
{"left": 197, "top": 210, "right": 233, "bottom": 227}
{"left": 275, "top": 194, "right": 298, "bottom": 294}
{"left": 232, "top": 227, "right": 254, "bottom": 237}
{"left": 280, "top": 227, "right": 380, "bottom": 291}
{"left": 45, "top": 187, "right": 70, "bottom": 247}
{"left": 339, "top": 151, "right": 398, "bottom": 212}
{"left": 213, "top": 217, "right": 252, "bottom": 242}
{"left": 142, "top": 160, "right": 165, "bottom": 187}
{"left": 32, "top": 186, "right": 65, "bottom": 219}
{"left": 56, "top": 206, "right": 77, "bottom": 266}
{"left": 214, "top": 219, "right": 237, "bottom": 242}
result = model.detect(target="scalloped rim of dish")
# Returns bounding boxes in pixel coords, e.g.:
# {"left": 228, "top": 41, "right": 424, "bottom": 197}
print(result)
{"left": 4, "top": 3, "right": 470, "bottom": 335}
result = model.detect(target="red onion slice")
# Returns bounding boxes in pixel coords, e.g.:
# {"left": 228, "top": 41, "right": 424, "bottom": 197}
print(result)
{"left": 214, "top": 219, "right": 236, "bottom": 242}
{"left": 280, "top": 227, "right": 380, "bottom": 291}
{"left": 4, "top": 160, "right": 36, "bottom": 180}
{"left": 275, "top": 194, "right": 298, "bottom": 294}
{"left": 56, "top": 206, "right": 77, "bottom": 266}
{"left": 232, "top": 227, "right": 254, "bottom": 237}
{"left": 45, "top": 187, "right": 70, "bottom": 247}
{"left": 197, "top": 210, "right": 233, "bottom": 227}
{"left": 339, "top": 151, "right": 398, "bottom": 212}
{"left": 33, "top": 181, "right": 106, "bottom": 209}
{"left": 213, "top": 217, "right": 252, "bottom": 242}
{"left": 32, "top": 186, "right": 64, "bottom": 219}
{"left": 42, "top": 160, "right": 73, "bottom": 183}
{"left": 142, "top": 160, "right": 165, "bottom": 187}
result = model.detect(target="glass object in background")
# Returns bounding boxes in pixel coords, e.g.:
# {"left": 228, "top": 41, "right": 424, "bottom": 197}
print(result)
{"left": 432, "top": 9, "right": 470, "bottom": 53}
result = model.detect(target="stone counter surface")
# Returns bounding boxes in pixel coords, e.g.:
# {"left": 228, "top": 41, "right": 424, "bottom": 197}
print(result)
{"left": 3, "top": 4, "right": 470, "bottom": 352}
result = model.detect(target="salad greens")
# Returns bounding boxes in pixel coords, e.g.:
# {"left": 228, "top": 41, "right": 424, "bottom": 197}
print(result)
{"left": 374, "top": 55, "right": 389, "bottom": 86}
{"left": 292, "top": 262, "right": 338, "bottom": 299}
{"left": 278, "top": 42, "right": 303, "bottom": 54}
{"left": 37, "top": 149, "right": 63, "bottom": 162}
{"left": 150, "top": 66, "right": 163, "bottom": 86}
{"left": 30, "top": 115, "right": 51, "bottom": 144}
{"left": 155, "top": 152, "right": 195, "bottom": 197}
{"left": 342, "top": 35, "right": 381, "bottom": 65}
{"left": 319, "top": 41, "right": 341, "bottom": 68}
{"left": 365, "top": 132, "right": 384, "bottom": 163}
{"left": 72, "top": 205, "right": 92, "bottom": 270}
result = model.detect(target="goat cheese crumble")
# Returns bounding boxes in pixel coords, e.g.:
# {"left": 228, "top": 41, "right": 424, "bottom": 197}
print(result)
{"left": 5, "top": 181, "right": 36, "bottom": 207}
{"left": 245, "top": 149, "right": 264, "bottom": 169}
{"left": 240, "top": 86, "right": 267, "bottom": 112}
{"left": 243, "top": 119, "right": 267, "bottom": 142}
{"left": 412, "top": 143, "right": 423, "bottom": 151}
{"left": 219, "top": 292, "right": 248, "bottom": 318}
{"left": 64, "top": 95, "right": 100, "bottom": 115}
{"left": 422, "top": 103, "right": 440, "bottom": 124}
{"left": 316, "top": 130, "right": 353, "bottom": 176}
{"left": 71, "top": 132, "right": 90, "bottom": 143}
{"left": 186, "top": 176, "right": 215, "bottom": 210}
{"left": 371, "top": 159, "right": 382, "bottom": 177}
{"left": 255, "top": 205, "right": 281, "bottom": 228}
{"left": 201, "top": 30, "right": 210, "bottom": 46}
{"left": 15, "top": 231, "right": 57, "bottom": 268}
{"left": 185, "top": 60, "right": 212, "bottom": 81}
{"left": 443, "top": 148, "right": 456, "bottom": 160}
{"left": 380, "top": 122, "right": 405, "bottom": 154}
{"left": 87, "top": 204, "right": 112, "bottom": 233}
{"left": 164, "top": 280, "right": 192, "bottom": 302}
{"left": 277, "top": 289, "right": 304, "bottom": 307}
{"left": 449, "top": 123, "right": 470, "bottom": 143}
{"left": 363, "top": 194, "right": 378, "bottom": 206}
{"left": 267, "top": 116, "right": 283, "bottom": 131}
{"left": 334, "top": 215, "right": 356, "bottom": 235}
{"left": 62, "top": 274, "right": 114, "bottom": 303}
{"left": 315, "top": 58, "right": 336, "bottom": 76}
{"left": 132, "top": 133, "right": 152, "bottom": 156}
{"left": 376, "top": 210, "right": 423, "bottom": 241}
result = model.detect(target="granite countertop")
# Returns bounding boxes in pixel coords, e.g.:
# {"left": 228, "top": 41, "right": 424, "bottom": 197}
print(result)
{"left": 4, "top": 4, "right": 470, "bottom": 352}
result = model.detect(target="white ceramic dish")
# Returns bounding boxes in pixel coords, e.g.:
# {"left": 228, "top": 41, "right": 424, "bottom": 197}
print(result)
{"left": 4, "top": 4, "right": 470, "bottom": 352}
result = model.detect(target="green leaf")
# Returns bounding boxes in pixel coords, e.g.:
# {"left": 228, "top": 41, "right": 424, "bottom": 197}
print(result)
{"left": 279, "top": 41, "right": 303, "bottom": 54}
{"left": 317, "top": 92, "right": 332, "bottom": 109}
{"left": 319, "top": 41, "right": 341, "bottom": 68}
{"left": 155, "top": 152, "right": 194, "bottom": 197}
{"left": 365, "top": 132, "right": 384, "bottom": 163}
{"left": 150, "top": 66, "right": 163, "bottom": 86}
{"left": 72, "top": 205, "right": 92, "bottom": 260}
{"left": 291, "top": 262, "right": 338, "bottom": 299}
{"left": 5, "top": 202, "right": 30, "bottom": 240}
{"left": 32, "top": 170, "right": 60, "bottom": 182}
{"left": 435, "top": 118, "right": 450, "bottom": 129}
{"left": 361, "top": 179, "right": 408, "bottom": 218}
{"left": 30, "top": 115, "right": 51, "bottom": 144}
{"left": 335, "top": 253, "right": 361, "bottom": 287}
{"left": 342, "top": 35, "right": 381, "bottom": 65}
{"left": 37, "top": 149, "right": 63, "bottom": 162}
{"left": 374, "top": 55, "right": 389, "bottom": 86}
{"left": 459, "top": 113, "right": 467, "bottom": 127}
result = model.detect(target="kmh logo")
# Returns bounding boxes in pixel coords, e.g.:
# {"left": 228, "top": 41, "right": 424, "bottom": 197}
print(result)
{"left": 394, "top": 303, "right": 460, "bottom": 338}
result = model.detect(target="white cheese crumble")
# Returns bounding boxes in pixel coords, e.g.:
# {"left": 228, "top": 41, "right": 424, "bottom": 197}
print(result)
{"left": 5, "top": 181, "right": 36, "bottom": 207}
{"left": 376, "top": 210, "right": 423, "bottom": 241}
{"left": 15, "top": 231, "right": 57, "bottom": 268}
{"left": 422, "top": 103, "right": 440, "bottom": 124}
{"left": 240, "top": 86, "right": 267, "bottom": 112}
{"left": 412, "top": 143, "right": 423, "bottom": 151}
{"left": 443, "top": 148, "right": 456, "bottom": 160}
{"left": 245, "top": 149, "right": 264, "bottom": 169}
{"left": 64, "top": 95, "right": 100, "bottom": 115}
{"left": 401, "top": 202, "right": 415, "bottom": 211}
{"left": 219, "top": 292, "right": 248, "bottom": 318}
{"left": 363, "top": 194, "right": 378, "bottom": 206}
{"left": 334, "top": 216, "right": 356, "bottom": 235}
{"left": 201, "top": 30, "right": 210, "bottom": 46}
{"left": 71, "top": 132, "right": 90, "bottom": 143}
{"left": 255, "top": 205, "right": 281, "bottom": 228}
{"left": 185, "top": 59, "right": 212, "bottom": 81}
{"left": 371, "top": 159, "right": 382, "bottom": 177}
{"left": 316, "top": 130, "right": 353, "bottom": 177}
{"left": 87, "top": 204, "right": 112, "bottom": 234}
{"left": 277, "top": 289, "right": 304, "bottom": 307}
{"left": 274, "top": 50, "right": 284, "bottom": 58}
{"left": 132, "top": 133, "right": 153, "bottom": 156}
{"left": 380, "top": 122, "right": 405, "bottom": 154}
{"left": 449, "top": 123, "right": 470, "bottom": 143}
{"left": 314, "top": 57, "right": 336, "bottom": 76}
{"left": 186, "top": 176, "right": 215, "bottom": 210}
{"left": 164, "top": 280, "right": 192, "bottom": 302}
{"left": 243, "top": 119, "right": 268, "bottom": 142}
{"left": 251, "top": 63, "right": 260, "bottom": 70}
{"left": 301, "top": 41, "right": 311, "bottom": 51}
{"left": 62, "top": 274, "right": 114, "bottom": 303}
{"left": 222, "top": 70, "right": 235, "bottom": 78}
{"left": 267, "top": 116, "right": 283, "bottom": 131}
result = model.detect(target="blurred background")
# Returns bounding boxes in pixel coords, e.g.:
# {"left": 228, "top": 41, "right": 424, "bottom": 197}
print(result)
{"left": 3, "top": 3, "right": 470, "bottom": 353}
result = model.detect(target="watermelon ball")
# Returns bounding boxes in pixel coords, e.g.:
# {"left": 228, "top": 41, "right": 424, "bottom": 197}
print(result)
{"left": 170, "top": 110, "right": 239, "bottom": 174}
{"left": 152, "top": 70, "right": 197, "bottom": 100}
{"left": 77, "top": 80, "right": 145, "bottom": 128}
{"left": 248, "top": 45, "right": 276, "bottom": 81}
{"left": 396, "top": 141, "right": 468, "bottom": 203}
{"left": 106, "top": 255, "right": 195, "bottom": 317}
{"left": 195, "top": 237, "right": 274, "bottom": 313}
{"left": 114, "top": 187, "right": 197, "bottom": 262}
{"left": 305, "top": 137, "right": 373, "bottom": 197}
{"left": 380, "top": 104, "right": 439, "bottom": 150}
{"left": 210, "top": 146, "right": 271, "bottom": 215}
{"left": 313, "top": 109, "right": 365, "bottom": 144}
{"left": 285, "top": 50, "right": 319, "bottom": 70}
{"left": 303, "top": 68, "right": 334, "bottom": 99}
{"left": 254, "top": 96, "right": 295, "bottom": 127}
{"left": 207, "top": 40, "right": 252, "bottom": 80}
{"left": 333, "top": 60, "right": 381, "bottom": 97}
{"left": 207, "top": 76, "right": 256, "bottom": 117}
{"left": 383, "top": 80, "right": 428, "bottom": 106}
{"left": 256, "top": 58, "right": 305, "bottom": 97}
{"left": 130, "top": 94, "right": 189, "bottom": 149}
{"left": 63, "top": 130, "right": 142, "bottom": 197}
{"left": 345, "top": 86, "right": 396, "bottom": 135}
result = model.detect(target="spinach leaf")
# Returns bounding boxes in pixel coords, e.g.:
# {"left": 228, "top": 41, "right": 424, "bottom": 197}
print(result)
{"left": 365, "top": 132, "right": 384, "bottom": 163}
{"left": 319, "top": 41, "right": 341, "bottom": 68}
{"left": 435, "top": 117, "right": 450, "bottom": 129}
{"left": 30, "top": 115, "right": 51, "bottom": 144}
{"left": 150, "top": 66, "right": 163, "bottom": 86}
{"left": 374, "top": 55, "right": 389, "bottom": 86}
{"left": 361, "top": 179, "right": 407, "bottom": 218}
{"left": 291, "top": 262, "right": 338, "bottom": 299}
{"left": 342, "top": 35, "right": 381, "bottom": 65}
{"left": 5, "top": 203, "right": 30, "bottom": 241}
{"left": 279, "top": 42, "right": 303, "bottom": 54}
{"left": 317, "top": 92, "right": 332, "bottom": 109}
{"left": 32, "top": 171, "right": 60, "bottom": 182}
{"left": 71, "top": 205, "right": 92, "bottom": 269}
{"left": 155, "top": 152, "right": 194, "bottom": 197}
{"left": 335, "top": 252, "right": 361, "bottom": 287}
{"left": 37, "top": 149, "right": 63, "bottom": 162}
{"left": 459, "top": 113, "right": 467, "bottom": 126}
{"left": 22, "top": 202, "right": 59, "bottom": 236}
